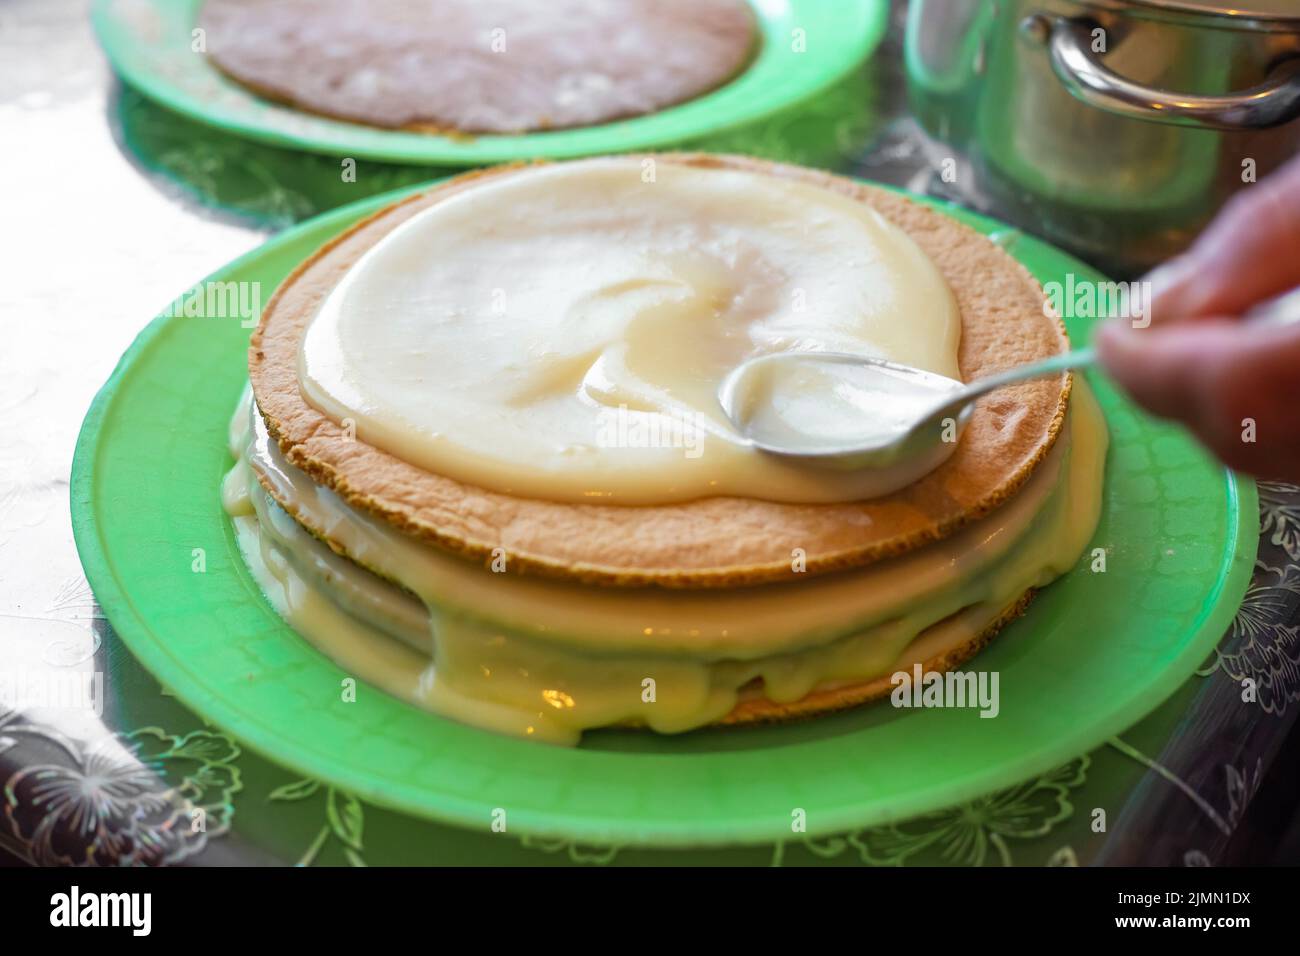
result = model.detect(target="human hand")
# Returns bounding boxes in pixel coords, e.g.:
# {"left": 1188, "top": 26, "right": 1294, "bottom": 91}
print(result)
{"left": 1096, "top": 153, "right": 1300, "bottom": 479}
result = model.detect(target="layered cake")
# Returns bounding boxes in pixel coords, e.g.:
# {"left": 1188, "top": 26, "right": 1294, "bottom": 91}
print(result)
{"left": 222, "top": 154, "right": 1107, "bottom": 745}
{"left": 200, "top": 0, "right": 758, "bottom": 133}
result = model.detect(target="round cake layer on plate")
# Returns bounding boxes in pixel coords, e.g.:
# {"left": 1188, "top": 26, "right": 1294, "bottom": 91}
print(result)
{"left": 200, "top": 0, "right": 758, "bottom": 134}
{"left": 229, "top": 376, "right": 1109, "bottom": 738}
{"left": 249, "top": 154, "right": 1072, "bottom": 587}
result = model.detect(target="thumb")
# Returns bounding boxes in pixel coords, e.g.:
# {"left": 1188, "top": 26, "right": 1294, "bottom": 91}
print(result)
{"left": 1095, "top": 319, "right": 1224, "bottom": 420}
{"left": 1097, "top": 317, "right": 1300, "bottom": 478}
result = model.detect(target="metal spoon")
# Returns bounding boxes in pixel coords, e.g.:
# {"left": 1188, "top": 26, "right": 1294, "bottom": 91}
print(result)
{"left": 719, "top": 283, "right": 1300, "bottom": 479}
{"left": 717, "top": 347, "right": 1095, "bottom": 474}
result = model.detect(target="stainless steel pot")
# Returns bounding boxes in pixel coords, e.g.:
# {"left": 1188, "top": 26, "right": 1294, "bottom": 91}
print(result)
{"left": 905, "top": 0, "right": 1300, "bottom": 274}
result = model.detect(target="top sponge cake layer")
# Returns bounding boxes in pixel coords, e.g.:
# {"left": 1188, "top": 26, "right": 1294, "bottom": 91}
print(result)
{"left": 201, "top": 0, "right": 758, "bottom": 134}
{"left": 249, "top": 154, "right": 1071, "bottom": 588}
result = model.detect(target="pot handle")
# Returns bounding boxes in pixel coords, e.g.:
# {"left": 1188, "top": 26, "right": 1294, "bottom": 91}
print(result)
{"left": 1035, "top": 15, "right": 1300, "bottom": 130}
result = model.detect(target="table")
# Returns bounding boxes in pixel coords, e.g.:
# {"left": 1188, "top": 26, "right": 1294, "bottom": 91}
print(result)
{"left": 3, "top": 0, "right": 1297, "bottom": 866}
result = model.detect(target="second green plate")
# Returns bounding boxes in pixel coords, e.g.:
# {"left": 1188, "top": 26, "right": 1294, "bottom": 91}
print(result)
{"left": 92, "top": 0, "right": 889, "bottom": 166}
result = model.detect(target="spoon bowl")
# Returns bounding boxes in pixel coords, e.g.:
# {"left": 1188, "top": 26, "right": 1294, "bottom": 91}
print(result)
{"left": 718, "top": 347, "right": 1095, "bottom": 486}
{"left": 717, "top": 352, "right": 972, "bottom": 470}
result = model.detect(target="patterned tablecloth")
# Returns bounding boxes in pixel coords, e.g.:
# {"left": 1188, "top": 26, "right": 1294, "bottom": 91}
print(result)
{"left": 3, "top": 0, "right": 1298, "bottom": 866}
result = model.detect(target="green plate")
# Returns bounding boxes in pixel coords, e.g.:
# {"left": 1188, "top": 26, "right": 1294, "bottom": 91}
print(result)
{"left": 72, "top": 183, "right": 1257, "bottom": 848}
{"left": 91, "top": 0, "right": 888, "bottom": 166}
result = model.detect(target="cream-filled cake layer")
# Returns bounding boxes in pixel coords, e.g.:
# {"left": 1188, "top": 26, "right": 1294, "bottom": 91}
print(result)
{"left": 223, "top": 383, "right": 1106, "bottom": 744}
{"left": 297, "top": 158, "right": 962, "bottom": 505}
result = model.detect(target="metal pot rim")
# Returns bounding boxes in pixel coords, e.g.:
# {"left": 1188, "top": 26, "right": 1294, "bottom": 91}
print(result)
{"left": 1079, "top": 0, "right": 1300, "bottom": 32}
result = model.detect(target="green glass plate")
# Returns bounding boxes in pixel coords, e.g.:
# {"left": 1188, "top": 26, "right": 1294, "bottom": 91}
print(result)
{"left": 90, "top": 0, "right": 888, "bottom": 166}
{"left": 72, "top": 184, "right": 1257, "bottom": 848}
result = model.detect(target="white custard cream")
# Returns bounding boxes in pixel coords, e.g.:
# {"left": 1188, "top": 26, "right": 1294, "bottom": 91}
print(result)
{"left": 224, "top": 158, "right": 1108, "bottom": 745}
{"left": 224, "top": 383, "right": 1105, "bottom": 745}
{"left": 298, "top": 158, "right": 962, "bottom": 504}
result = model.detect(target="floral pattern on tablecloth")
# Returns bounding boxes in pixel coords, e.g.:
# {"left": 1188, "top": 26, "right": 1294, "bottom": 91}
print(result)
{"left": 0, "top": 709, "right": 241, "bottom": 866}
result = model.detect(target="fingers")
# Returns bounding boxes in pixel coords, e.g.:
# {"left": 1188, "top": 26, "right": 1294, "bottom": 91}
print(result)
{"left": 1097, "top": 317, "right": 1300, "bottom": 479}
{"left": 1098, "top": 153, "right": 1300, "bottom": 480}
{"left": 1147, "top": 153, "right": 1300, "bottom": 324}
{"left": 1095, "top": 320, "right": 1214, "bottom": 421}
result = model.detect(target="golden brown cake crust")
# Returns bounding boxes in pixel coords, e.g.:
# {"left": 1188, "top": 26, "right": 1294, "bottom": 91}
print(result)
{"left": 249, "top": 154, "right": 1071, "bottom": 588}
{"left": 200, "top": 0, "right": 757, "bottom": 134}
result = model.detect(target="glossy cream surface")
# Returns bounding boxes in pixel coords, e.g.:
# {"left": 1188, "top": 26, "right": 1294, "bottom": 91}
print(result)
{"left": 297, "top": 158, "right": 962, "bottom": 504}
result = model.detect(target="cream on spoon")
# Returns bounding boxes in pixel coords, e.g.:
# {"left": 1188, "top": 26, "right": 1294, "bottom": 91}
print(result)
{"left": 717, "top": 347, "right": 1096, "bottom": 491}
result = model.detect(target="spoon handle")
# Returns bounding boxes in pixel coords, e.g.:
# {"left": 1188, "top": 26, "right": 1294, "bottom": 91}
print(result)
{"left": 961, "top": 281, "right": 1298, "bottom": 407}
{"left": 956, "top": 346, "right": 1097, "bottom": 404}
{"left": 954, "top": 281, "right": 1297, "bottom": 408}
